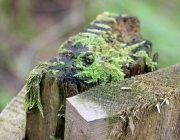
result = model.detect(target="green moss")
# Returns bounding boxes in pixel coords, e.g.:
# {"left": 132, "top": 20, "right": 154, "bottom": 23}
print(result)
{"left": 73, "top": 31, "right": 145, "bottom": 84}
{"left": 72, "top": 34, "right": 107, "bottom": 49}
{"left": 26, "top": 12, "right": 156, "bottom": 117}
{"left": 57, "top": 12, "right": 153, "bottom": 85}
{"left": 95, "top": 23, "right": 111, "bottom": 29}
{"left": 87, "top": 29, "right": 106, "bottom": 34}
{"left": 95, "top": 11, "right": 118, "bottom": 24}
{"left": 59, "top": 48, "right": 72, "bottom": 54}
{"left": 25, "top": 63, "right": 48, "bottom": 117}
{"left": 79, "top": 32, "right": 98, "bottom": 37}
{"left": 133, "top": 50, "right": 157, "bottom": 71}
{"left": 57, "top": 104, "right": 65, "bottom": 118}
{"left": 25, "top": 60, "right": 64, "bottom": 117}
{"left": 50, "top": 136, "right": 61, "bottom": 140}
{"left": 59, "top": 40, "right": 68, "bottom": 52}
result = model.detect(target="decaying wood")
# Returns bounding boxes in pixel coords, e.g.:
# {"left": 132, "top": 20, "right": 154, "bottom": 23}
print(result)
{"left": 65, "top": 64, "right": 180, "bottom": 140}
{"left": 0, "top": 12, "right": 158, "bottom": 140}
{"left": 25, "top": 12, "right": 156, "bottom": 140}
{"left": 0, "top": 86, "right": 26, "bottom": 140}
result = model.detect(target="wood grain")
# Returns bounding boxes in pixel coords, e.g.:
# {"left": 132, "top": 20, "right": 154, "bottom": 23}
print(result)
{"left": 0, "top": 86, "right": 26, "bottom": 140}
{"left": 65, "top": 64, "right": 180, "bottom": 140}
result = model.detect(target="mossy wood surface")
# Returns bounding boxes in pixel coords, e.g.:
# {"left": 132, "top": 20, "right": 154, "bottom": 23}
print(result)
{"left": 0, "top": 64, "right": 179, "bottom": 140}
{"left": 0, "top": 86, "right": 26, "bottom": 140}
{"left": 25, "top": 12, "right": 157, "bottom": 140}
{"left": 65, "top": 64, "right": 180, "bottom": 140}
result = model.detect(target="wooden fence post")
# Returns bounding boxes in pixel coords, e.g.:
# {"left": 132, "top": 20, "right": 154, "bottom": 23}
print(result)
{"left": 65, "top": 64, "right": 180, "bottom": 140}
{"left": 24, "top": 12, "right": 157, "bottom": 139}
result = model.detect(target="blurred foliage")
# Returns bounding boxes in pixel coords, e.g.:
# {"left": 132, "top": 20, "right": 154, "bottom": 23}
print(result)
{"left": 0, "top": 0, "right": 34, "bottom": 40}
{"left": 0, "top": 0, "right": 35, "bottom": 112}
{"left": 0, "top": 0, "right": 180, "bottom": 111}
{"left": 0, "top": 89, "right": 12, "bottom": 111}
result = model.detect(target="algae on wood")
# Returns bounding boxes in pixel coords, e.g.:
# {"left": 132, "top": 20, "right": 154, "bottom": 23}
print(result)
{"left": 65, "top": 64, "right": 180, "bottom": 140}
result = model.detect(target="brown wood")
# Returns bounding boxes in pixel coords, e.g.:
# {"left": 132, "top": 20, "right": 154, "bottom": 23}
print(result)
{"left": 25, "top": 12, "right": 156, "bottom": 140}
{"left": 65, "top": 64, "right": 180, "bottom": 140}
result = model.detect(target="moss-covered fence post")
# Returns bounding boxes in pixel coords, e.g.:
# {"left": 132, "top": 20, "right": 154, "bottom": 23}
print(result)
{"left": 25, "top": 12, "right": 157, "bottom": 140}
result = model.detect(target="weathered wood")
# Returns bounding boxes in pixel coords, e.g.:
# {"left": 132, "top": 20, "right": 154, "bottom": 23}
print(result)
{"left": 65, "top": 64, "right": 180, "bottom": 140}
{"left": 0, "top": 86, "right": 26, "bottom": 140}
{"left": 25, "top": 12, "right": 157, "bottom": 140}
{"left": 0, "top": 64, "right": 179, "bottom": 140}
{"left": 25, "top": 74, "right": 62, "bottom": 139}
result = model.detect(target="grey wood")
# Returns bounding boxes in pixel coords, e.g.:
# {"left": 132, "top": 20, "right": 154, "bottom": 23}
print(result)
{"left": 0, "top": 86, "right": 26, "bottom": 140}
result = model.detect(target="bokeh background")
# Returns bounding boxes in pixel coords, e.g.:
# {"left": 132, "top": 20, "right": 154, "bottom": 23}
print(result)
{"left": 0, "top": 0, "right": 179, "bottom": 111}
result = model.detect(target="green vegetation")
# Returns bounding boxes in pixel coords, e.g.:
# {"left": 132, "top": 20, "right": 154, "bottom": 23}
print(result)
{"left": 83, "top": 0, "right": 180, "bottom": 69}
{"left": 50, "top": 135, "right": 61, "bottom": 140}
{"left": 59, "top": 12, "right": 155, "bottom": 85}
{"left": 27, "top": 12, "right": 157, "bottom": 116}
{"left": 133, "top": 51, "right": 157, "bottom": 71}
{"left": 73, "top": 37, "right": 145, "bottom": 85}
{"left": 57, "top": 104, "right": 65, "bottom": 118}
{"left": 0, "top": 0, "right": 34, "bottom": 40}
{"left": 0, "top": 89, "right": 12, "bottom": 112}
{"left": 25, "top": 60, "right": 64, "bottom": 117}
{"left": 1, "top": 0, "right": 179, "bottom": 113}
{"left": 94, "top": 11, "right": 118, "bottom": 24}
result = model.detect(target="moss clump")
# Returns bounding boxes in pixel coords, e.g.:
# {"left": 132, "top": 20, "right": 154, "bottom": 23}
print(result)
{"left": 25, "top": 60, "right": 64, "bottom": 117}
{"left": 73, "top": 31, "right": 146, "bottom": 85}
{"left": 95, "top": 11, "right": 119, "bottom": 24}
{"left": 58, "top": 12, "right": 156, "bottom": 85}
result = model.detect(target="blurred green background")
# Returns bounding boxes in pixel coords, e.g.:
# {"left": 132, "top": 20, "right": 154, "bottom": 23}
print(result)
{"left": 0, "top": 0, "right": 179, "bottom": 112}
